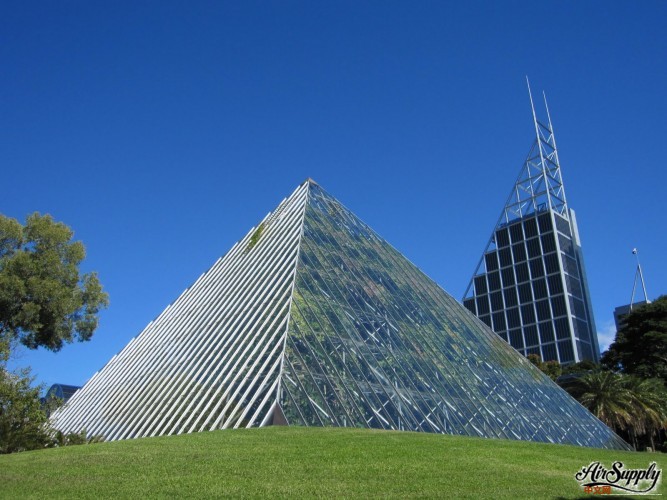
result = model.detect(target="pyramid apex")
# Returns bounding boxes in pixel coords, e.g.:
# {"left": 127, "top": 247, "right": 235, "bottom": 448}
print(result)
{"left": 302, "top": 177, "right": 320, "bottom": 187}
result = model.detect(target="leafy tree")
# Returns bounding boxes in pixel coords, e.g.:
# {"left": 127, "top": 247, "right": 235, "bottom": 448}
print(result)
{"left": 0, "top": 213, "right": 109, "bottom": 351}
{"left": 602, "top": 296, "right": 667, "bottom": 383}
{"left": 526, "top": 354, "right": 562, "bottom": 381}
{"left": 0, "top": 342, "right": 53, "bottom": 453}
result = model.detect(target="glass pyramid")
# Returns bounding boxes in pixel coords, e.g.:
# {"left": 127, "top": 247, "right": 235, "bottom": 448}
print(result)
{"left": 51, "top": 180, "right": 629, "bottom": 450}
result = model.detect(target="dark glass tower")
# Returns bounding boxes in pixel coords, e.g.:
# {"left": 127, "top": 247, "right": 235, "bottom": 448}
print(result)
{"left": 463, "top": 89, "right": 600, "bottom": 364}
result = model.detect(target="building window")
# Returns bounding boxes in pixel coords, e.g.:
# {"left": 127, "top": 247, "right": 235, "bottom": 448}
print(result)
{"left": 509, "top": 329, "right": 524, "bottom": 349}
{"left": 526, "top": 238, "right": 542, "bottom": 258}
{"left": 529, "top": 258, "right": 545, "bottom": 278}
{"left": 518, "top": 283, "right": 533, "bottom": 304}
{"left": 554, "top": 317, "right": 571, "bottom": 340}
{"left": 551, "top": 295, "right": 567, "bottom": 317}
{"left": 506, "top": 307, "right": 521, "bottom": 329}
{"left": 524, "top": 325, "right": 539, "bottom": 346}
{"left": 539, "top": 321, "right": 555, "bottom": 343}
{"left": 521, "top": 304, "right": 536, "bottom": 325}
{"left": 490, "top": 291, "right": 504, "bottom": 312}
{"left": 492, "top": 312, "right": 506, "bottom": 331}
{"left": 512, "top": 242, "right": 527, "bottom": 262}
{"left": 536, "top": 299, "right": 551, "bottom": 321}
{"left": 541, "top": 232, "right": 556, "bottom": 253}
{"left": 488, "top": 271, "right": 501, "bottom": 291}
{"left": 542, "top": 342, "right": 558, "bottom": 361}
{"left": 501, "top": 267, "right": 516, "bottom": 287}
{"left": 503, "top": 287, "right": 518, "bottom": 307}
{"left": 558, "top": 340, "right": 575, "bottom": 363}
{"left": 509, "top": 222, "right": 524, "bottom": 243}
{"left": 544, "top": 253, "right": 560, "bottom": 275}
{"left": 547, "top": 275, "right": 564, "bottom": 295}
{"left": 499, "top": 247, "right": 513, "bottom": 268}
{"left": 476, "top": 295, "right": 490, "bottom": 315}
{"left": 533, "top": 279, "right": 548, "bottom": 300}
{"left": 485, "top": 251, "right": 499, "bottom": 272}
{"left": 496, "top": 228, "right": 510, "bottom": 247}
{"left": 538, "top": 213, "right": 553, "bottom": 233}
{"left": 523, "top": 217, "right": 538, "bottom": 238}
{"left": 474, "top": 275, "right": 488, "bottom": 295}
{"left": 515, "top": 262, "right": 530, "bottom": 283}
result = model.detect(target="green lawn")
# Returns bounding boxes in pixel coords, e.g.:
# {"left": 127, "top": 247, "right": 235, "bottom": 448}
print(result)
{"left": 0, "top": 427, "right": 663, "bottom": 498}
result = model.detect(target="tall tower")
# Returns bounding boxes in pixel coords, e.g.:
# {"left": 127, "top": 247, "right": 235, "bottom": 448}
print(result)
{"left": 463, "top": 84, "right": 600, "bottom": 364}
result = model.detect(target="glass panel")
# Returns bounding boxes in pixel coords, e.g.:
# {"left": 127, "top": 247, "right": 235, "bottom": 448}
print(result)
{"left": 518, "top": 283, "right": 533, "bottom": 304}
{"left": 509, "top": 329, "right": 524, "bottom": 349}
{"left": 490, "top": 291, "right": 504, "bottom": 312}
{"left": 485, "top": 251, "right": 499, "bottom": 272}
{"left": 561, "top": 254, "right": 579, "bottom": 277}
{"left": 509, "top": 222, "right": 524, "bottom": 243}
{"left": 536, "top": 299, "right": 551, "bottom": 321}
{"left": 501, "top": 268, "right": 515, "bottom": 288}
{"left": 558, "top": 340, "right": 575, "bottom": 363}
{"left": 538, "top": 213, "right": 553, "bottom": 233}
{"left": 503, "top": 287, "right": 518, "bottom": 308}
{"left": 547, "top": 275, "right": 563, "bottom": 295}
{"left": 474, "top": 275, "right": 488, "bottom": 295}
{"left": 539, "top": 322, "right": 555, "bottom": 343}
{"left": 520, "top": 304, "right": 536, "bottom": 325}
{"left": 542, "top": 343, "right": 558, "bottom": 362}
{"left": 532, "top": 279, "right": 548, "bottom": 300}
{"left": 496, "top": 227, "right": 510, "bottom": 247}
{"left": 492, "top": 312, "right": 506, "bottom": 332}
{"left": 569, "top": 297, "right": 586, "bottom": 318}
{"left": 544, "top": 253, "right": 560, "bottom": 275}
{"left": 540, "top": 233, "right": 556, "bottom": 254}
{"left": 463, "top": 298, "right": 476, "bottom": 315}
{"left": 506, "top": 307, "right": 521, "bottom": 329}
{"left": 529, "top": 258, "right": 545, "bottom": 278}
{"left": 559, "top": 234, "right": 574, "bottom": 256}
{"left": 523, "top": 217, "right": 538, "bottom": 238}
{"left": 515, "top": 262, "right": 530, "bottom": 283}
{"left": 512, "top": 243, "right": 527, "bottom": 263}
{"left": 551, "top": 295, "right": 567, "bottom": 318}
{"left": 499, "top": 247, "right": 513, "bottom": 268}
{"left": 554, "top": 318, "right": 571, "bottom": 340}
{"left": 526, "top": 238, "right": 542, "bottom": 258}
{"left": 524, "top": 325, "right": 539, "bottom": 347}
{"left": 488, "top": 271, "right": 501, "bottom": 291}
{"left": 554, "top": 213, "right": 571, "bottom": 236}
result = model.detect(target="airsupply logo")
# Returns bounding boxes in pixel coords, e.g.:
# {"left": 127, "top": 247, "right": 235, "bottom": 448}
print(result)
{"left": 575, "top": 461, "right": 662, "bottom": 495}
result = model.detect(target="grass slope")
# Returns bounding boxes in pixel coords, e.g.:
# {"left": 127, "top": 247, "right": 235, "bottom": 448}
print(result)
{"left": 0, "top": 427, "right": 663, "bottom": 498}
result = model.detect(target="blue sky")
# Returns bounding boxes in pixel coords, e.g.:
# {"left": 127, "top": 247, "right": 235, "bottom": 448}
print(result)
{"left": 2, "top": 1, "right": 665, "bottom": 389}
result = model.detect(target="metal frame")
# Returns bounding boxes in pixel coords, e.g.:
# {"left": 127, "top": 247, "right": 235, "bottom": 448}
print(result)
{"left": 51, "top": 180, "right": 625, "bottom": 449}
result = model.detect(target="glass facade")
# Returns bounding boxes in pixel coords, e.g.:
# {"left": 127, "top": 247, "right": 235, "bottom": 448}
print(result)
{"left": 464, "top": 210, "right": 599, "bottom": 364}
{"left": 51, "top": 180, "right": 627, "bottom": 450}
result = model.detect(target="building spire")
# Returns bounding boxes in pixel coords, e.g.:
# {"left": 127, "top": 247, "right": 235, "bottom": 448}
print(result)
{"left": 630, "top": 248, "right": 650, "bottom": 309}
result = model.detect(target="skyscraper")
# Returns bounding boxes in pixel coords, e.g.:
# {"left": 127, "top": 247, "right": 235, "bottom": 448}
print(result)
{"left": 463, "top": 88, "right": 600, "bottom": 364}
{"left": 51, "top": 179, "right": 626, "bottom": 449}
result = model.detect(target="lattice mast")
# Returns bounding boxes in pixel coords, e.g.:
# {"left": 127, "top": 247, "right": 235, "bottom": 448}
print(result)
{"left": 464, "top": 79, "right": 568, "bottom": 299}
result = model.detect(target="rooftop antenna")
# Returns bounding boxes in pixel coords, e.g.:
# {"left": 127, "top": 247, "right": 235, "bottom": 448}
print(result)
{"left": 630, "top": 248, "right": 650, "bottom": 309}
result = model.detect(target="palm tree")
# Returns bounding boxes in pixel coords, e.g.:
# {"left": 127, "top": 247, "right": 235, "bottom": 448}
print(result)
{"left": 563, "top": 371, "right": 634, "bottom": 433}
{"left": 563, "top": 371, "right": 667, "bottom": 450}
{"left": 623, "top": 376, "right": 667, "bottom": 450}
